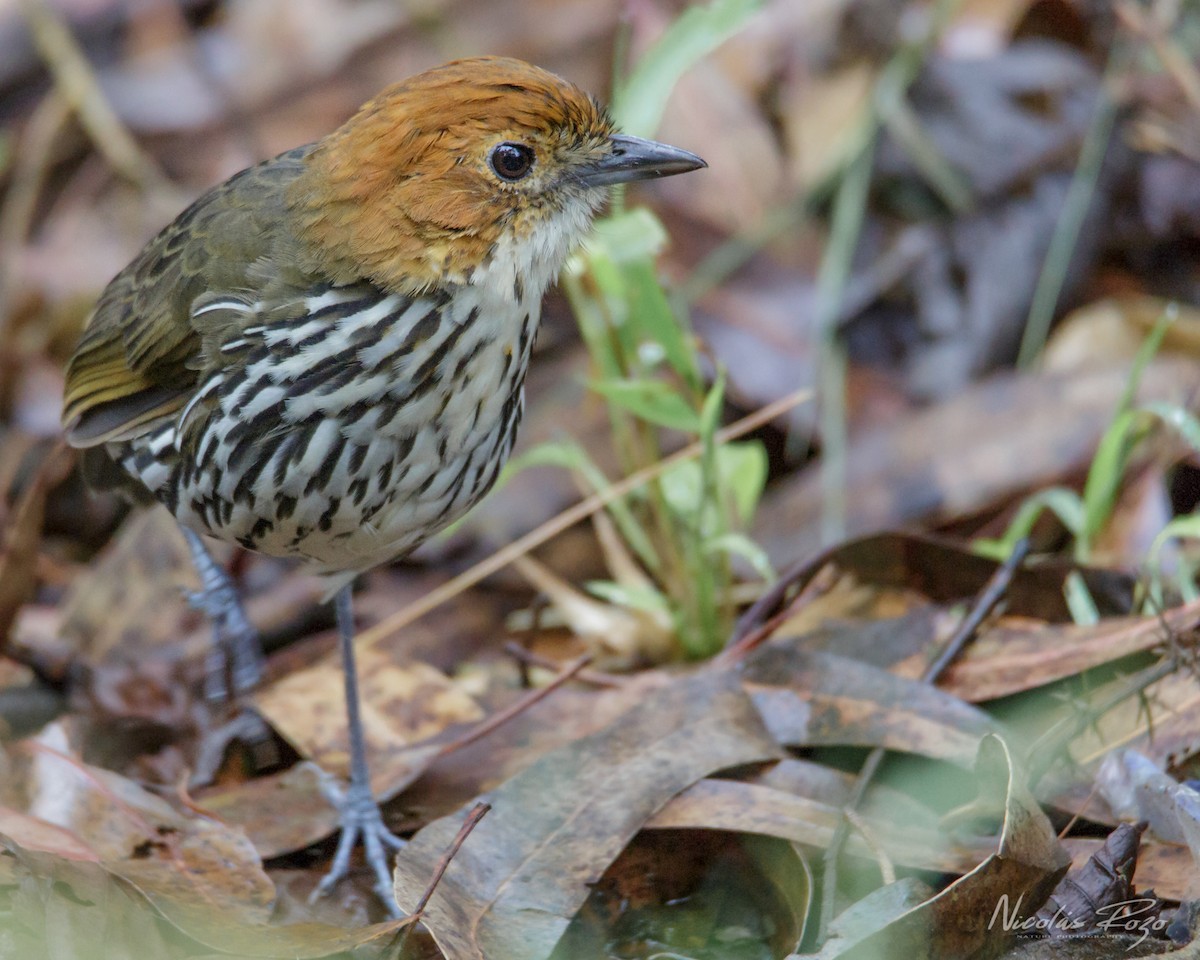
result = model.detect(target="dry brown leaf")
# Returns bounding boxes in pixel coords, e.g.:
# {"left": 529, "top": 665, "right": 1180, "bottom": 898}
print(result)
{"left": 255, "top": 649, "right": 482, "bottom": 781}
{"left": 391, "top": 668, "right": 780, "bottom": 960}
{"left": 3, "top": 722, "right": 270, "bottom": 923}
{"left": 743, "top": 646, "right": 1002, "bottom": 765}
{"left": 941, "top": 599, "right": 1200, "bottom": 702}
{"left": 754, "top": 359, "right": 1199, "bottom": 565}
{"left": 1069, "top": 671, "right": 1200, "bottom": 776}
{"left": 1062, "top": 838, "right": 1196, "bottom": 904}
{"left": 0, "top": 443, "right": 74, "bottom": 651}
{"left": 199, "top": 649, "right": 485, "bottom": 858}
{"left": 1043, "top": 295, "right": 1200, "bottom": 374}
{"left": 1, "top": 848, "right": 185, "bottom": 960}
{"left": 397, "top": 670, "right": 673, "bottom": 826}
{"left": 1040, "top": 668, "right": 1200, "bottom": 829}
{"left": 1037, "top": 823, "right": 1144, "bottom": 938}
{"left": 0, "top": 725, "right": 408, "bottom": 956}
{"left": 780, "top": 60, "right": 876, "bottom": 192}
{"left": 2, "top": 834, "right": 407, "bottom": 959}
{"left": 56, "top": 509, "right": 200, "bottom": 664}
{"left": 646, "top": 777, "right": 993, "bottom": 874}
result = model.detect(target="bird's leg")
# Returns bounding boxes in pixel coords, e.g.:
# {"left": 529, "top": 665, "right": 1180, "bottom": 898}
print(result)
{"left": 180, "top": 526, "right": 264, "bottom": 703}
{"left": 311, "top": 584, "right": 404, "bottom": 914}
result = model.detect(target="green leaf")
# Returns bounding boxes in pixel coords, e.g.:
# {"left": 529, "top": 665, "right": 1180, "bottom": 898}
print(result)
{"left": 1080, "top": 408, "right": 1141, "bottom": 558}
{"left": 1143, "top": 400, "right": 1200, "bottom": 454}
{"left": 704, "top": 532, "right": 775, "bottom": 582}
{"left": 1064, "top": 570, "right": 1100, "bottom": 626}
{"left": 1076, "top": 307, "right": 1175, "bottom": 557}
{"left": 575, "top": 211, "right": 700, "bottom": 387}
{"left": 1115, "top": 303, "right": 1175, "bottom": 414}
{"left": 612, "top": 0, "right": 765, "bottom": 138}
{"left": 659, "top": 440, "right": 767, "bottom": 529}
{"left": 1146, "top": 512, "right": 1200, "bottom": 573}
{"left": 502, "top": 439, "right": 594, "bottom": 475}
{"left": 716, "top": 440, "right": 768, "bottom": 525}
{"left": 624, "top": 260, "right": 700, "bottom": 386}
{"left": 972, "top": 487, "right": 1084, "bottom": 561}
{"left": 699, "top": 370, "right": 726, "bottom": 442}
{"left": 590, "top": 378, "right": 702, "bottom": 433}
{"left": 660, "top": 459, "right": 705, "bottom": 518}
{"left": 586, "top": 208, "right": 669, "bottom": 263}
{"left": 567, "top": 251, "right": 628, "bottom": 377}
{"left": 585, "top": 579, "right": 672, "bottom": 616}
{"left": 503, "top": 439, "right": 662, "bottom": 573}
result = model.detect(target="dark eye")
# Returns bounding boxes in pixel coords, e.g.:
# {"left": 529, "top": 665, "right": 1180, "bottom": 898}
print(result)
{"left": 489, "top": 142, "right": 535, "bottom": 181}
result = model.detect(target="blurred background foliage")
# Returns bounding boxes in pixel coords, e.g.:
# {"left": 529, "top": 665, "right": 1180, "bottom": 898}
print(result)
{"left": 4, "top": 0, "right": 1200, "bottom": 630}
{"left": 3, "top": 0, "right": 1200, "bottom": 955}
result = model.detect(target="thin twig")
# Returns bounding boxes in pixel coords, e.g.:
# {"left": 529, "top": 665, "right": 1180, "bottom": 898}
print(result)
{"left": 409, "top": 801, "right": 491, "bottom": 921}
{"left": 817, "top": 539, "right": 1031, "bottom": 942}
{"left": 716, "top": 562, "right": 838, "bottom": 664}
{"left": 1057, "top": 781, "right": 1103, "bottom": 841}
{"left": 1115, "top": 1, "right": 1200, "bottom": 115}
{"left": 726, "top": 535, "right": 854, "bottom": 651}
{"left": 0, "top": 92, "right": 71, "bottom": 339}
{"left": 922, "top": 539, "right": 1032, "bottom": 682}
{"left": 358, "top": 390, "right": 811, "bottom": 653}
{"left": 843, "top": 808, "right": 895, "bottom": 886}
{"left": 19, "top": 0, "right": 172, "bottom": 192}
{"left": 1025, "top": 655, "right": 1182, "bottom": 786}
{"left": 503, "top": 642, "right": 625, "bottom": 688}
{"left": 393, "top": 801, "right": 491, "bottom": 952}
{"left": 434, "top": 655, "right": 592, "bottom": 759}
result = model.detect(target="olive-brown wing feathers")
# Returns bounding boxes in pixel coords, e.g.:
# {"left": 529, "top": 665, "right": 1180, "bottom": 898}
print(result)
{"left": 62, "top": 148, "right": 311, "bottom": 447}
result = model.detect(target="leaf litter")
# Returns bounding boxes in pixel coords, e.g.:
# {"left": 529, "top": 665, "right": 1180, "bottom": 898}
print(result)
{"left": 3, "top": 0, "right": 1200, "bottom": 957}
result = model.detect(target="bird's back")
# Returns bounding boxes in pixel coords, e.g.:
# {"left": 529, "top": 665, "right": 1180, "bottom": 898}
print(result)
{"left": 62, "top": 146, "right": 314, "bottom": 452}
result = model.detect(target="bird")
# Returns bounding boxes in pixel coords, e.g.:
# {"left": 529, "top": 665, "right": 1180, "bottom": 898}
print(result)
{"left": 60, "top": 56, "right": 706, "bottom": 910}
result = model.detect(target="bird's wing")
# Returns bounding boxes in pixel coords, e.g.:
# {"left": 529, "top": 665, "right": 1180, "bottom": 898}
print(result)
{"left": 62, "top": 147, "right": 312, "bottom": 447}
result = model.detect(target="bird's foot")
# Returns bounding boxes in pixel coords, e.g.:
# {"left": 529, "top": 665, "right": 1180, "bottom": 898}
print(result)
{"left": 311, "top": 767, "right": 405, "bottom": 916}
{"left": 190, "top": 709, "right": 275, "bottom": 787}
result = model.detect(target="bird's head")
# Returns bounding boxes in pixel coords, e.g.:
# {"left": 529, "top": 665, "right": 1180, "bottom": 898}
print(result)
{"left": 287, "top": 57, "right": 705, "bottom": 298}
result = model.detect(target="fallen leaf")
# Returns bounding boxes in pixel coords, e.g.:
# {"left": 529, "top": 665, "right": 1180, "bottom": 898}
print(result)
{"left": 941, "top": 599, "right": 1200, "bottom": 702}
{"left": 0, "top": 443, "right": 74, "bottom": 651}
{"left": 391, "top": 667, "right": 781, "bottom": 960}
{"left": 753, "top": 360, "right": 1199, "bottom": 566}
{"left": 254, "top": 650, "right": 483, "bottom": 782}
{"left": 803, "top": 736, "right": 1069, "bottom": 959}
{"left": 646, "top": 777, "right": 993, "bottom": 874}
{"left": 743, "top": 647, "right": 1002, "bottom": 765}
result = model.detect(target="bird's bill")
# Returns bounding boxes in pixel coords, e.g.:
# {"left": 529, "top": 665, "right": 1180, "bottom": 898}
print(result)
{"left": 579, "top": 134, "right": 706, "bottom": 187}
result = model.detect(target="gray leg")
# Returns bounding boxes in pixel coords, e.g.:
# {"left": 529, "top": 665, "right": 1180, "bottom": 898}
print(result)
{"left": 311, "top": 584, "right": 404, "bottom": 914}
{"left": 180, "top": 526, "right": 264, "bottom": 702}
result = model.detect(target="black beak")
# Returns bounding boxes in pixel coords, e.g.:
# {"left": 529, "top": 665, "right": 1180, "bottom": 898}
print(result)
{"left": 578, "top": 134, "right": 706, "bottom": 188}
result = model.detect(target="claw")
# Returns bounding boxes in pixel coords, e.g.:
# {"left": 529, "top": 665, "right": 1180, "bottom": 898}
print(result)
{"left": 311, "top": 773, "right": 405, "bottom": 916}
{"left": 190, "top": 710, "right": 274, "bottom": 787}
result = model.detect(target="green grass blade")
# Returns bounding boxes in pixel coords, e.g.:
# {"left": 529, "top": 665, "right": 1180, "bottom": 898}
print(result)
{"left": 612, "top": 0, "right": 764, "bottom": 138}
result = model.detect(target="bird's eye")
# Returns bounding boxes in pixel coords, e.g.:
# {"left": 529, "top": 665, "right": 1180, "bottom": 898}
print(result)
{"left": 489, "top": 142, "right": 535, "bottom": 181}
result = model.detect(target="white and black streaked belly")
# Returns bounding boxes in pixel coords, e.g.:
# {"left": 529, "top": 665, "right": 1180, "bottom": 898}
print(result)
{"left": 111, "top": 281, "right": 538, "bottom": 574}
